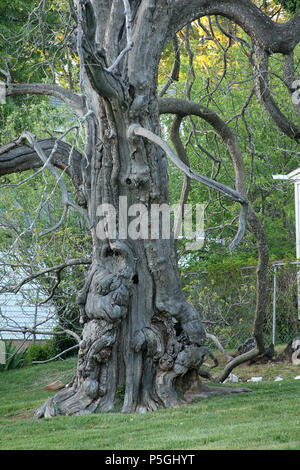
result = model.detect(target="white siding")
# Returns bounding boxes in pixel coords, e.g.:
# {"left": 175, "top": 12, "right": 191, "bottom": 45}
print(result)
{"left": 0, "top": 289, "right": 56, "bottom": 340}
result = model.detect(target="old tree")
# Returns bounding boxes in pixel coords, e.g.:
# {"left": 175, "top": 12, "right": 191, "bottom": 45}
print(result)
{"left": 0, "top": 0, "right": 300, "bottom": 416}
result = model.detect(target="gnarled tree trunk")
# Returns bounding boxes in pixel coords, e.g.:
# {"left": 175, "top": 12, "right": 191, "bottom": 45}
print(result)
{"left": 35, "top": 1, "right": 210, "bottom": 416}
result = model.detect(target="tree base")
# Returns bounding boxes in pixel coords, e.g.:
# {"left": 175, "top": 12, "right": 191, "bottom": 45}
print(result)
{"left": 34, "top": 263, "right": 250, "bottom": 419}
{"left": 34, "top": 376, "right": 251, "bottom": 419}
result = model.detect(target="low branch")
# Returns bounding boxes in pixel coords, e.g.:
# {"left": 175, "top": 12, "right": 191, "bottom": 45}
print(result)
{"left": 213, "top": 348, "right": 259, "bottom": 383}
{"left": 6, "top": 83, "right": 86, "bottom": 117}
{"left": 32, "top": 345, "right": 79, "bottom": 364}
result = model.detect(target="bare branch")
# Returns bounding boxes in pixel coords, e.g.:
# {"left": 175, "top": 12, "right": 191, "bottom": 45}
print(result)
{"left": 32, "top": 344, "right": 79, "bottom": 364}
{"left": 206, "top": 332, "right": 233, "bottom": 363}
{"left": 1, "top": 258, "right": 91, "bottom": 295}
{"left": 1, "top": 327, "right": 81, "bottom": 344}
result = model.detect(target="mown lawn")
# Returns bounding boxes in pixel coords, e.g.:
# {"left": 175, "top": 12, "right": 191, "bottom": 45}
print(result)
{"left": 0, "top": 356, "right": 300, "bottom": 450}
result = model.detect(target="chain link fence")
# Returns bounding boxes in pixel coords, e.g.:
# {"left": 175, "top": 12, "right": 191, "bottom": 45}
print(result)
{"left": 182, "top": 260, "right": 300, "bottom": 352}
{"left": 0, "top": 288, "right": 56, "bottom": 346}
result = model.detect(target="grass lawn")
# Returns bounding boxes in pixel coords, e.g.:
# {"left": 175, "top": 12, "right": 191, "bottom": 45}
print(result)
{"left": 0, "top": 354, "right": 300, "bottom": 450}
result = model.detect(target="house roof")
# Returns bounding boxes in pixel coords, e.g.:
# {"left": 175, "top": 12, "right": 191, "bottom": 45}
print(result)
{"left": 287, "top": 167, "right": 300, "bottom": 180}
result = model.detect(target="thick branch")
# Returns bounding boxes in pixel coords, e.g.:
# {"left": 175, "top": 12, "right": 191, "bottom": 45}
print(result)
{"left": 0, "top": 138, "right": 80, "bottom": 177}
{"left": 214, "top": 347, "right": 259, "bottom": 383}
{"left": 6, "top": 83, "right": 86, "bottom": 116}
{"left": 0, "top": 138, "right": 86, "bottom": 207}
{"left": 78, "top": 0, "right": 125, "bottom": 101}
{"left": 169, "top": 0, "right": 300, "bottom": 54}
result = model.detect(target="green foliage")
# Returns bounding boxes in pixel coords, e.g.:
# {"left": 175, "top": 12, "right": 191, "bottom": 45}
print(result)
{"left": 26, "top": 341, "right": 54, "bottom": 364}
{"left": 116, "top": 381, "right": 126, "bottom": 402}
{"left": 0, "top": 341, "right": 28, "bottom": 371}
{"left": 0, "top": 0, "right": 78, "bottom": 87}
{"left": 269, "top": 0, "right": 300, "bottom": 13}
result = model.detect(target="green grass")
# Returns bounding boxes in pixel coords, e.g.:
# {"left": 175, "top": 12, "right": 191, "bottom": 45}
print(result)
{"left": 0, "top": 356, "right": 300, "bottom": 450}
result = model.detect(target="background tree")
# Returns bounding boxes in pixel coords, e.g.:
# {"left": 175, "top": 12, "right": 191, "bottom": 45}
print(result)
{"left": 0, "top": 0, "right": 299, "bottom": 417}
{"left": 158, "top": 6, "right": 299, "bottom": 359}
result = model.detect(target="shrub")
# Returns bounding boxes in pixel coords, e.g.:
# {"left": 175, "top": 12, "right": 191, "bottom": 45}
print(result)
{"left": 26, "top": 341, "right": 54, "bottom": 364}
{"left": 0, "top": 341, "right": 28, "bottom": 371}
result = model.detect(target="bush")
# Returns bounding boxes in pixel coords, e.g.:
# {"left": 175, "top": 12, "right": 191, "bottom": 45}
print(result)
{"left": 0, "top": 341, "right": 28, "bottom": 371}
{"left": 26, "top": 341, "right": 54, "bottom": 364}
